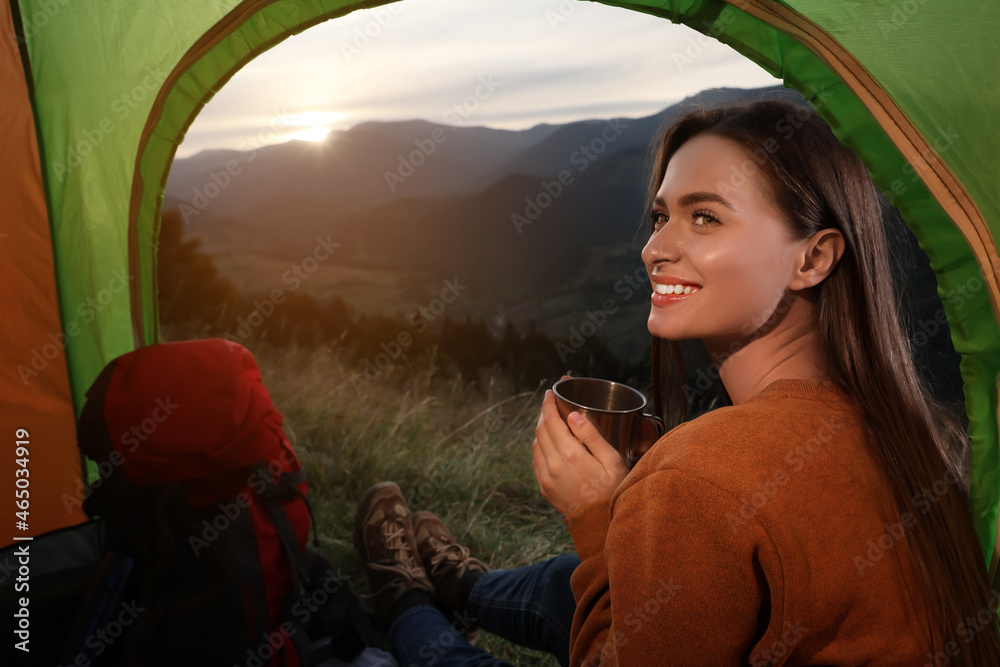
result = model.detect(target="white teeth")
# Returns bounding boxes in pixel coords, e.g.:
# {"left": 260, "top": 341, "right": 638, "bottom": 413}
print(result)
{"left": 654, "top": 284, "right": 701, "bottom": 296}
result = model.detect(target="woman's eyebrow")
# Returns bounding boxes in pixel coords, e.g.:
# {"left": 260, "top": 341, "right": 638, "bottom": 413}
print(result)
{"left": 654, "top": 191, "right": 738, "bottom": 211}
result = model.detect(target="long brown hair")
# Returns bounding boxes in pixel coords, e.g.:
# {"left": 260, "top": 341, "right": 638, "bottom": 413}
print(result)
{"left": 647, "top": 100, "right": 1000, "bottom": 662}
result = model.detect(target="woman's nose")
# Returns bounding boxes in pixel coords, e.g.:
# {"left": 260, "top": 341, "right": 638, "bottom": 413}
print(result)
{"left": 641, "top": 224, "right": 680, "bottom": 268}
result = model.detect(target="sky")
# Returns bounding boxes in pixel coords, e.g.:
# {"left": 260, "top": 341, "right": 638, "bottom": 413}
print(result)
{"left": 177, "top": 0, "right": 781, "bottom": 158}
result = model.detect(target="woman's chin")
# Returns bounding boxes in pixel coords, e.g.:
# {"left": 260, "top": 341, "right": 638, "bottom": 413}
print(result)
{"left": 647, "top": 321, "right": 687, "bottom": 341}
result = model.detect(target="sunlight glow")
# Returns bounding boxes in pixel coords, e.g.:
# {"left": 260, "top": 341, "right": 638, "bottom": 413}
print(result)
{"left": 288, "top": 126, "right": 332, "bottom": 142}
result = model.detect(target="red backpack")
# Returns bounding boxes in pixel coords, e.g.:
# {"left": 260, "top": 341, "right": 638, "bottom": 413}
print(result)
{"left": 71, "top": 338, "right": 376, "bottom": 666}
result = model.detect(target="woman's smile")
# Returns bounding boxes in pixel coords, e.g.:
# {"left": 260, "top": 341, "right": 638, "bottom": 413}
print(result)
{"left": 650, "top": 273, "right": 702, "bottom": 307}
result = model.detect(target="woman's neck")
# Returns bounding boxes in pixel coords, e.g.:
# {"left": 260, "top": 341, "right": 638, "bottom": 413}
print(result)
{"left": 702, "top": 298, "right": 831, "bottom": 405}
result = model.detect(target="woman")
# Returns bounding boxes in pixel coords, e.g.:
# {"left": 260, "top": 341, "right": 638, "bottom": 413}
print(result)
{"left": 353, "top": 100, "right": 1000, "bottom": 666}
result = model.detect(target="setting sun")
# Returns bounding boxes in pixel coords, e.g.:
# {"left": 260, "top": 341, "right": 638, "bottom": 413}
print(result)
{"left": 288, "top": 126, "right": 331, "bottom": 142}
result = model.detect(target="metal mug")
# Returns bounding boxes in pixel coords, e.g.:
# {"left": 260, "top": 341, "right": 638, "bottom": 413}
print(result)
{"left": 551, "top": 377, "right": 664, "bottom": 468}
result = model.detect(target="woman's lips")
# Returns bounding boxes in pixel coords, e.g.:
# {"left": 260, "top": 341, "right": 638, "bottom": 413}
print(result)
{"left": 650, "top": 285, "right": 700, "bottom": 307}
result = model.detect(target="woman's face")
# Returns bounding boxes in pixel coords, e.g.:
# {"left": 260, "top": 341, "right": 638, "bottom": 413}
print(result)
{"left": 641, "top": 133, "right": 807, "bottom": 346}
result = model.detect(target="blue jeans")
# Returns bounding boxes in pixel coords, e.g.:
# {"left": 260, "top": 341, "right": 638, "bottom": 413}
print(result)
{"left": 388, "top": 554, "right": 580, "bottom": 667}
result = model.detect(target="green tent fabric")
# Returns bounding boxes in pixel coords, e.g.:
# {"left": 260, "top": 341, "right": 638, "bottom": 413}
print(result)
{"left": 5, "top": 0, "right": 999, "bottom": 578}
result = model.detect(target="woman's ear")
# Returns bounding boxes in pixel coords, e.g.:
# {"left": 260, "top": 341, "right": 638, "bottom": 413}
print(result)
{"left": 790, "top": 228, "right": 845, "bottom": 291}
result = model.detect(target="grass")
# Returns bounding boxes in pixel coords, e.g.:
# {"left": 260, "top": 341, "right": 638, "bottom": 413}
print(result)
{"left": 251, "top": 342, "right": 572, "bottom": 665}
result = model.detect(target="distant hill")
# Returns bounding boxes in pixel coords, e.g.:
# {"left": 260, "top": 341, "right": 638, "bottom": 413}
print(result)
{"left": 165, "top": 119, "right": 563, "bottom": 227}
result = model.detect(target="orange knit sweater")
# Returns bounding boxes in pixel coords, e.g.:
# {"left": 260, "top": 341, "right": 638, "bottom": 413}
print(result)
{"left": 567, "top": 378, "right": 937, "bottom": 666}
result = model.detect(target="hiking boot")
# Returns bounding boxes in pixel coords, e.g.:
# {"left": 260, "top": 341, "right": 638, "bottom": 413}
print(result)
{"left": 353, "top": 482, "right": 434, "bottom": 623}
{"left": 413, "top": 511, "right": 490, "bottom": 639}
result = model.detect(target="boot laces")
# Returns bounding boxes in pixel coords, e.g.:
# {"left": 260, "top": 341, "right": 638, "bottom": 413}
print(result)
{"left": 427, "top": 534, "right": 478, "bottom": 579}
{"left": 367, "top": 520, "right": 425, "bottom": 585}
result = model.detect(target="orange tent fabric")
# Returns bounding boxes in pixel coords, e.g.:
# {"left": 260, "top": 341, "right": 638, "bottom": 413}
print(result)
{"left": 0, "top": 2, "right": 86, "bottom": 541}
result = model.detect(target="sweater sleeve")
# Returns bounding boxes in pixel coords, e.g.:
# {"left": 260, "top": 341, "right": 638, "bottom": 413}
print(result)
{"left": 568, "top": 468, "right": 778, "bottom": 666}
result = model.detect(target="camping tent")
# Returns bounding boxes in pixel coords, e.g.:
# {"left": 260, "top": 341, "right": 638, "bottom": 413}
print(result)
{"left": 2, "top": 0, "right": 998, "bottom": 574}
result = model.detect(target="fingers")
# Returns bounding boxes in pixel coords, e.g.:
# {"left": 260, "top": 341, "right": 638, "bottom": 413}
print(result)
{"left": 540, "top": 390, "right": 571, "bottom": 439}
{"left": 565, "top": 411, "right": 626, "bottom": 471}
{"left": 534, "top": 402, "right": 557, "bottom": 470}
{"left": 542, "top": 389, "right": 612, "bottom": 463}
{"left": 540, "top": 390, "right": 586, "bottom": 462}
{"left": 534, "top": 391, "right": 584, "bottom": 494}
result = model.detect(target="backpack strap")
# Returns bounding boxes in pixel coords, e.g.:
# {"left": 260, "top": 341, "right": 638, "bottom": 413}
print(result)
{"left": 256, "top": 466, "right": 380, "bottom": 665}
{"left": 256, "top": 465, "right": 314, "bottom": 665}
{"left": 281, "top": 468, "right": 321, "bottom": 549}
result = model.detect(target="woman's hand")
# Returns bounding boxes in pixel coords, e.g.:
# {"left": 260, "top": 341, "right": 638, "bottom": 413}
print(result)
{"left": 532, "top": 388, "right": 629, "bottom": 517}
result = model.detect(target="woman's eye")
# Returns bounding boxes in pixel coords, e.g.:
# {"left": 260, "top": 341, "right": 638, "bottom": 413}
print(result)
{"left": 692, "top": 211, "right": 720, "bottom": 227}
{"left": 651, "top": 211, "right": 669, "bottom": 230}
